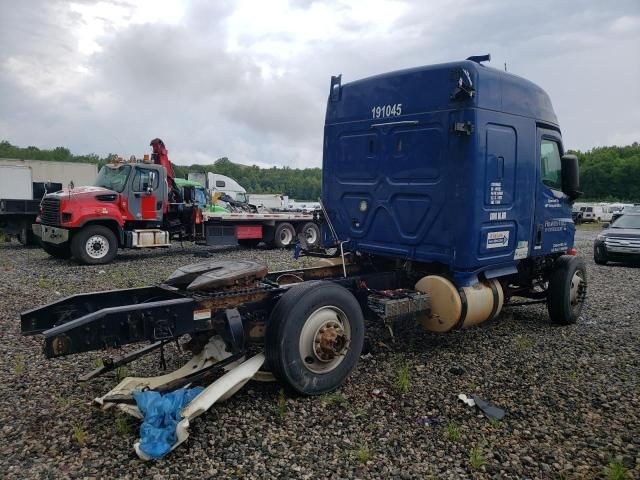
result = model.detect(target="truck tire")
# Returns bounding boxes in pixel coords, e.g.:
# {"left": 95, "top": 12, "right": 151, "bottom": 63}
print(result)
{"left": 42, "top": 241, "right": 72, "bottom": 259}
{"left": 71, "top": 225, "right": 118, "bottom": 265}
{"left": 593, "top": 245, "right": 608, "bottom": 265}
{"left": 273, "top": 222, "right": 295, "bottom": 248}
{"left": 266, "top": 281, "right": 365, "bottom": 395}
{"left": 298, "top": 222, "right": 320, "bottom": 248}
{"left": 547, "top": 255, "right": 587, "bottom": 325}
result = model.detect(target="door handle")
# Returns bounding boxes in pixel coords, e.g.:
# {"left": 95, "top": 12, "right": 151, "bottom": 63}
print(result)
{"left": 535, "top": 224, "right": 543, "bottom": 247}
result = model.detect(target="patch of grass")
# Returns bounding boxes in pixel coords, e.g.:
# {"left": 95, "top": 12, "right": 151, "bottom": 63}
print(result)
{"left": 14, "top": 354, "right": 26, "bottom": 375}
{"left": 604, "top": 458, "right": 629, "bottom": 480}
{"left": 114, "top": 414, "right": 131, "bottom": 436}
{"left": 395, "top": 360, "right": 410, "bottom": 395}
{"left": 444, "top": 421, "right": 461, "bottom": 441}
{"left": 277, "top": 388, "right": 287, "bottom": 419}
{"left": 466, "top": 382, "right": 479, "bottom": 392}
{"left": 469, "top": 445, "right": 487, "bottom": 470}
{"left": 115, "top": 366, "right": 128, "bottom": 382}
{"left": 347, "top": 444, "right": 371, "bottom": 464}
{"left": 576, "top": 222, "right": 603, "bottom": 230}
{"left": 72, "top": 424, "right": 87, "bottom": 446}
{"left": 94, "top": 357, "right": 105, "bottom": 368}
{"left": 3, "top": 262, "right": 12, "bottom": 271}
{"left": 488, "top": 418, "right": 502, "bottom": 429}
{"left": 321, "top": 392, "right": 346, "bottom": 408}
{"left": 513, "top": 334, "right": 535, "bottom": 352}
{"left": 565, "top": 370, "right": 578, "bottom": 382}
{"left": 37, "top": 278, "right": 55, "bottom": 289}
{"left": 55, "top": 394, "right": 71, "bottom": 408}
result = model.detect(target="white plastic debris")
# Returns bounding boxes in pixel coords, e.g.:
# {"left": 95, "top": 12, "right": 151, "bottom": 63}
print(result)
{"left": 457, "top": 393, "right": 476, "bottom": 407}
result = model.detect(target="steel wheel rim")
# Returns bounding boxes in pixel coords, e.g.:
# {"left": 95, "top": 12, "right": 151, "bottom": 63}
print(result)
{"left": 569, "top": 270, "right": 586, "bottom": 313}
{"left": 279, "top": 228, "right": 293, "bottom": 245}
{"left": 86, "top": 235, "right": 109, "bottom": 259}
{"left": 305, "top": 226, "right": 318, "bottom": 245}
{"left": 299, "top": 306, "right": 351, "bottom": 374}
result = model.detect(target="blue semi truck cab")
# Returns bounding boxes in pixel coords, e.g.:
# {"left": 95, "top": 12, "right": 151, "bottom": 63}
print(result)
{"left": 321, "top": 55, "right": 585, "bottom": 331}
{"left": 21, "top": 57, "right": 587, "bottom": 413}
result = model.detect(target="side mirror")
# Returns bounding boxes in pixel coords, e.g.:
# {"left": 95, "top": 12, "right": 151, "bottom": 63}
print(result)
{"left": 561, "top": 154, "right": 581, "bottom": 201}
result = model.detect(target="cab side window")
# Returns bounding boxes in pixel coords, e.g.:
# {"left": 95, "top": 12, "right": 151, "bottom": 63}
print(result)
{"left": 132, "top": 169, "right": 159, "bottom": 192}
{"left": 540, "top": 140, "right": 562, "bottom": 190}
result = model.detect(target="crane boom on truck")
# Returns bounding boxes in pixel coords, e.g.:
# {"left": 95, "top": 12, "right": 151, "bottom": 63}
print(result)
{"left": 22, "top": 56, "right": 586, "bottom": 460}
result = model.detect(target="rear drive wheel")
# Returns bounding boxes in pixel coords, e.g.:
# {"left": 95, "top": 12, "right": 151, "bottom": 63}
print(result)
{"left": 42, "top": 241, "right": 72, "bottom": 259}
{"left": 547, "top": 255, "right": 587, "bottom": 325}
{"left": 273, "top": 222, "right": 295, "bottom": 248}
{"left": 266, "top": 281, "right": 365, "bottom": 395}
{"left": 71, "top": 225, "right": 118, "bottom": 265}
{"left": 593, "top": 245, "right": 607, "bottom": 265}
{"left": 298, "top": 222, "right": 320, "bottom": 248}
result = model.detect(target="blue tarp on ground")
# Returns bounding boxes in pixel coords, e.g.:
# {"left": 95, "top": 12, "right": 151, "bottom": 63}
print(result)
{"left": 133, "top": 387, "right": 204, "bottom": 459}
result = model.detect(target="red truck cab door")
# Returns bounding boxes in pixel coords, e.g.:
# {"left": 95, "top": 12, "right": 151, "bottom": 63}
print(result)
{"left": 127, "top": 166, "right": 165, "bottom": 221}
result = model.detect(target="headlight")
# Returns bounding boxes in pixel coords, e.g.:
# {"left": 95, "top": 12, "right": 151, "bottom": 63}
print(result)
{"left": 596, "top": 234, "right": 606, "bottom": 241}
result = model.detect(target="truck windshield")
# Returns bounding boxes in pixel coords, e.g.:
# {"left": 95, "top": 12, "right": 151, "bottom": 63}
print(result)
{"left": 94, "top": 165, "right": 131, "bottom": 192}
{"left": 611, "top": 215, "right": 640, "bottom": 229}
{"left": 235, "top": 192, "right": 247, "bottom": 203}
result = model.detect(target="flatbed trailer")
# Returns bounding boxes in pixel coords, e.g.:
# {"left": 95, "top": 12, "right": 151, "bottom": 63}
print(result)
{"left": 202, "top": 210, "right": 319, "bottom": 249}
{"left": 0, "top": 198, "right": 41, "bottom": 244}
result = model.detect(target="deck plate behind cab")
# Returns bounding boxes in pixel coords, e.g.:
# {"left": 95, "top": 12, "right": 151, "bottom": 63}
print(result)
{"left": 165, "top": 260, "right": 268, "bottom": 291}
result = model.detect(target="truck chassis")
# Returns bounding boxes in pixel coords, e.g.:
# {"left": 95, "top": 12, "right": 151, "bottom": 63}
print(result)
{"left": 21, "top": 249, "right": 586, "bottom": 458}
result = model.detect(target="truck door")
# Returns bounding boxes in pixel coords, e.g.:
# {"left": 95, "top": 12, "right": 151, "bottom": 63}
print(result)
{"left": 128, "top": 167, "right": 164, "bottom": 221}
{"left": 532, "top": 127, "right": 574, "bottom": 255}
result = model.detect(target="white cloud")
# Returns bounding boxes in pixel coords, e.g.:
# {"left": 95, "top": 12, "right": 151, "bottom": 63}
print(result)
{"left": 0, "top": 0, "right": 638, "bottom": 167}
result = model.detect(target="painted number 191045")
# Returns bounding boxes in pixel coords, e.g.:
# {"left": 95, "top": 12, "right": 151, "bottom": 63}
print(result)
{"left": 371, "top": 103, "right": 402, "bottom": 119}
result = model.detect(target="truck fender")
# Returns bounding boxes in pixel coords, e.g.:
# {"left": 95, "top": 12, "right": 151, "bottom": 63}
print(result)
{"left": 76, "top": 218, "right": 125, "bottom": 246}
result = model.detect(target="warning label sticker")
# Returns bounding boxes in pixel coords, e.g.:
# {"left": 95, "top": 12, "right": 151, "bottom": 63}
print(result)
{"left": 486, "top": 230, "right": 510, "bottom": 249}
{"left": 193, "top": 309, "right": 211, "bottom": 321}
{"left": 513, "top": 240, "right": 529, "bottom": 260}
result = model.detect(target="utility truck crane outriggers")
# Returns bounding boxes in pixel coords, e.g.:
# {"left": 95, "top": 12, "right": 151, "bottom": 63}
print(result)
{"left": 22, "top": 56, "right": 586, "bottom": 459}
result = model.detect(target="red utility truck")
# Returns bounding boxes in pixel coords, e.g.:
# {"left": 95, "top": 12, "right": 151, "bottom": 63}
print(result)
{"left": 33, "top": 139, "right": 318, "bottom": 264}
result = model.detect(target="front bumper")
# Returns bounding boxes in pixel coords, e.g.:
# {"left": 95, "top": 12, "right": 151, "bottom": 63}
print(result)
{"left": 595, "top": 240, "right": 640, "bottom": 263}
{"left": 32, "top": 224, "right": 69, "bottom": 244}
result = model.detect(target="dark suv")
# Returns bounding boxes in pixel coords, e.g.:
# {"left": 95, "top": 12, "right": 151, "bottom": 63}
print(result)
{"left": 594, "top": 214, "right": 640, "bottom": 265}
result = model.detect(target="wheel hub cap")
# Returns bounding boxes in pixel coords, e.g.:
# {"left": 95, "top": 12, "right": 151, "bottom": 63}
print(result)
{"left": 569, "top": 271, "right": 586, "bottom": 309}
{"left": 299, "top": 306, "right": 351, "bottom": 374}
{"left": 86, "top": 235, "right": 108, "bottom": 259}
{"left": 314, "top": 322, "right": 347, "bottom": 361}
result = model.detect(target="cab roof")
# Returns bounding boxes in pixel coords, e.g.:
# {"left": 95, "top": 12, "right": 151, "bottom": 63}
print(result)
{"left": 326, "top": 59, "right": 558, "bottom": 126}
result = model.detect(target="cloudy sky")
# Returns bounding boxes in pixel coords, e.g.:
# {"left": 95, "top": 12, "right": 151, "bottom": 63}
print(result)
{"left": 0, "top": 0, "right": 638, "bottom": 168}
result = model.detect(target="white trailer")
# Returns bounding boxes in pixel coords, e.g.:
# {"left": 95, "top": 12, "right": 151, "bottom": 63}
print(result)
{"left": 0, "top": 159, "right": 98, "bottom": 244}
{"left": 0, "top": 165, "right": 32, "bottom": 200}
{"left": 0, "top": 158, "right": 97, "bottom": 187}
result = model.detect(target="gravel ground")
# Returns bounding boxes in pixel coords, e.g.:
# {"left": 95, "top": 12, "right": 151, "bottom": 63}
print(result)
{"left": 0, "top": 232, "right": 638, "bottom": 479}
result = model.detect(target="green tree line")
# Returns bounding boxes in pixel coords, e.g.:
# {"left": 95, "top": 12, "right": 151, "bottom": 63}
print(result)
{"left": 568, "top": 143, "right": 640, "bottom": 201}
{"left": 1, "top": 140, "right": 638, "bottom": 201}
{"left": 0, "top": 140, "right": 321, "bottom": 200}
